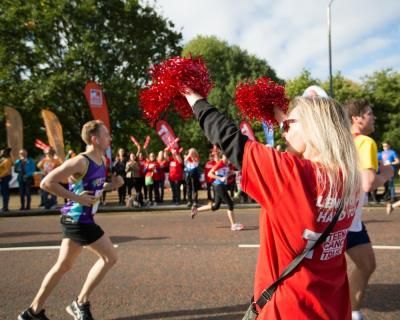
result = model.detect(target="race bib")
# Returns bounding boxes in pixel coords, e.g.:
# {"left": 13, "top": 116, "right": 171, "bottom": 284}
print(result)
{"left": 92, "top": 189, "right": 103, "bottom": 214}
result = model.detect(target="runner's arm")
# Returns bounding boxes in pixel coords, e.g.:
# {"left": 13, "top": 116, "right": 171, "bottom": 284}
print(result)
{"left": 40, "top": 156, "right": 97, "bottom": 206}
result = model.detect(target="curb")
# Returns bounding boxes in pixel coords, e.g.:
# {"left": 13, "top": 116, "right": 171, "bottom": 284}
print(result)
{"left": 0, "top": 203, "right": 262, "bottom": 218}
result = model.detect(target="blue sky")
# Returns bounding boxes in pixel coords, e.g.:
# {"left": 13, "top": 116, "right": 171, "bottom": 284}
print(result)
{"left": 153, "top": 0, "right": 400, "bottom": 82}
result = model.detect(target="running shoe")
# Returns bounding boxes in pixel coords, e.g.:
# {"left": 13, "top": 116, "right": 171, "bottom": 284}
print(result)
{"left": 66, "top": 300, "right": 94, "bottom": 320}
{"left": 191, "top": 205, "right": 198, "bottom": 219}
{"left": 231, "top": 223, "right": 244, "bottom": 231}
{"left": 18, "top": 308, "right": 49, "bottom": 320}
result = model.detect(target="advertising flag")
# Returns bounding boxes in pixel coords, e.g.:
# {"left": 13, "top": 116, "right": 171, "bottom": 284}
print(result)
{"left": 41, "top": 109, "right": 66, "bottom": 161}
{"left": 4, "top": 107, "right": 23, "bottom": 161}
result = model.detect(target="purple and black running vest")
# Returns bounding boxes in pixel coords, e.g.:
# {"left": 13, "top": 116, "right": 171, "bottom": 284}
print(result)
{"left": 60, "top": 154, "right": 106, "bottom": 224}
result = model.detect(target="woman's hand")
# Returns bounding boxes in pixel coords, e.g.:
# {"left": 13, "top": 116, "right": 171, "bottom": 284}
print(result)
{"left": 182, "top": 87, "right": 204, "bottom": 107}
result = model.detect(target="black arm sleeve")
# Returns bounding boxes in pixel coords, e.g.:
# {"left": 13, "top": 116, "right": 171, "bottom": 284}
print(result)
{"left": 192, "top": 99, "right": 248, "bottom": 170}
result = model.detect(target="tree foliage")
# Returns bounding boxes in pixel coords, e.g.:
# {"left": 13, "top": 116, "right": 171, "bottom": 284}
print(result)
{"left": 361, "top": 69, "right": 400, "bottom": 149}
{"left": 286, "top": 68, "right": 400, "bottom": 150}
{"left": 0, "top": 0, "right": 182, "bottom": 156}
{"left": 177, "top": 35, "right": 281, "bottom": 158}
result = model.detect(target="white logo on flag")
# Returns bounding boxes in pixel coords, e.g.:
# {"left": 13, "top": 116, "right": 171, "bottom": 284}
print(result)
{"left": 90, "top": 89, "right": 102, "bottom": 107}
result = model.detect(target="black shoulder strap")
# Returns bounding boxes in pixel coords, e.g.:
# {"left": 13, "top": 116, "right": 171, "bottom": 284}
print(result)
{"left": 255, "top": 201, "right": 344, "bottom": 309}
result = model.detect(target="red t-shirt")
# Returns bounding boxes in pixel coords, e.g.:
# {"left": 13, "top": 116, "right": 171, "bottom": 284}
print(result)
{"left": 204, "top": 160, "right": 216, "bottom": 183}
{"left": 168, "top": 156, "right": 183, "bottom": 182}
{"left": 157, "top": 159, "right": 169, "bottom": 180}
{"left": 242, "top": 141, "right": 358, "bottom": 320}
{"left": 227, "top": 163, "right": 236, "bottom": 185}
{"left": 145, "top": 161, "right": 160, "bottom": 181}
{"left": 139, "top": 160, "right": 146, "bottom": 177}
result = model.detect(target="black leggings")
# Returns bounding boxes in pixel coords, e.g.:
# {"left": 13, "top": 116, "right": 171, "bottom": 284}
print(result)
{"left": 212, "top": 184, "right": 234, "bottom": 211}
{"left": 186, "top": 171, "right": 200, "bottom": 203}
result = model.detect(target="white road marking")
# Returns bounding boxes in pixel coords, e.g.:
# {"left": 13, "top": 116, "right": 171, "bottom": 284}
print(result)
{"left": 239, "top": 244, "right": 400, "bottom": 250}
{"left": 0, "top": 244, "right": 119, "bottom": 252}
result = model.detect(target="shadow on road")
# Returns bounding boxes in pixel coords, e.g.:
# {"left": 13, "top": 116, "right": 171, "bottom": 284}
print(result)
{"left": 0, "top": 231, "right": 60, "bottom": 238}
{"left": 113, "top": 304, "right": 248, "bottom": 320}
{"left": 0, "top": 236, "right": 169, "bottom": 248}
{"left": 365, "top": 283, "right": 400, "bottom": 312}
{"left": 110, "top": 236, "right": 169, "bottom": 244}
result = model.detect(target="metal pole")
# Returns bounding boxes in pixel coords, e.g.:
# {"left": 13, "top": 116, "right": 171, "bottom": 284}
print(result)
{"left": 328, "top": 0, "right": 334, "bottom": 97}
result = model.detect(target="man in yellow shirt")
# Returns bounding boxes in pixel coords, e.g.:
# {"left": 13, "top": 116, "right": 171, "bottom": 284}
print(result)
{"left": 0, "top": 148, "right": 13, "bottom": 212}
{"left": 345, "top": 99, "right": 393, "bottom": 320}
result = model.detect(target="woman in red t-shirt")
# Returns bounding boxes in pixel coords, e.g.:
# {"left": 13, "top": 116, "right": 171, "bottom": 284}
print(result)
{"left": 144, "top": 152, "right": 160, "bottom": 206}
{"left": 157, "top": 150, "right": 169, "bottom": 203}
{"left": 182, "top": 89, "right": 362, "bottom": 320}
{"left": 168, "top": 148, "right": 184, "bottom": 205}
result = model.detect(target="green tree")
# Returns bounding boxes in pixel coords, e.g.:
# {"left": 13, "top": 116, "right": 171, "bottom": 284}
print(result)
{"left": 321, "top": 72, "right": 363, "bottom": 104}
{"left": 361, "top": 69, "right": 400, "bottom": 149}
{"left": 176, "top": 35, "right": 281, "bottom": 158}
{"left": 285, "top": 69, "right": 320, "bottom": 99}
{"left": 0, "top": 0, "right": 182, "bottom": 156}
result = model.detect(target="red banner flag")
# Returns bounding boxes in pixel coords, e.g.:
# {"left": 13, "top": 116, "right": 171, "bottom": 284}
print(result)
{"left": 83, "top": 82, "right": 111, "bottom": 132}
{"left": 155, "top": 120, "right": 180, "bottom": 150}
{"left": 239, "top": 121, "right": 257, "bottom": 141}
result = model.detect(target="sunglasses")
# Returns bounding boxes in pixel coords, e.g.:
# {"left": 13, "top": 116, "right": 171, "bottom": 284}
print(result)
{"left": 280, "top": 119, "right": 298, "bottom": 133}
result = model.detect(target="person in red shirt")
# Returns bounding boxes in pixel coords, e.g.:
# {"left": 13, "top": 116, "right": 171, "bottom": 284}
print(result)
{"left": 168, "top": 148, "right": 184, "bottom": 205}
{"left": 137, "top": 151, "right": 148, "bottom": 202}
{"left": 182, "top": 88, "right": 362, "bottom": 320}
{"left": 144, "top": 152, "right": 160, "bottom": 206}
{"left": 204, "top": 152, "right": 218, "bottom": 203}
{"left": 157, "top": 150, "right": 169, "bottom": 203}
{"left": 191, "top": 153, "right": 244, "bottom": 231}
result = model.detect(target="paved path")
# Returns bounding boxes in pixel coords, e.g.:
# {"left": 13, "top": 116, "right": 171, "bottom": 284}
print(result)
{"left": 1, "top": 207, "right": 399, "bottom": 319}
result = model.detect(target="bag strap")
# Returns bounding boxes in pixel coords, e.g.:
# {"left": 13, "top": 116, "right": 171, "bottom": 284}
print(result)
{"left": 255, "top": 201, "right": 344, "bottom": 310}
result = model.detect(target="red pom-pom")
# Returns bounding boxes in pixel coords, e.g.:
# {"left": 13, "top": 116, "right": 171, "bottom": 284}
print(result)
{"left": 234, "top": 77, "right": 288, "bottom": 125}
{"left": 139, "top": 56, "right": 213, "bottom": 124}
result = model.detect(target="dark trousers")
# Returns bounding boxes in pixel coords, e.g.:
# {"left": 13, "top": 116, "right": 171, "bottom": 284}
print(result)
{"left": 118, "top": 179, "right": 127, "bottom": 204}
{"left": 139, "top": 177, "right": 148, "bottom": 200}
{"left": 186, "top": 173, "right": 199, "bottom": 204}
{"left": 206, "top": 182, "right": 214, "bottom": 201}
{"left": 153, "top": 180, "right": 162, "bottom": 203}
{"left": 180, "top": 179, "right": 187, "bottom": 201}
{"left": 19, "top": 177, "right": 32, "bottom": 209}
{"left": 170, "top": 180, "right": 181, "bottom": 203}
{"left": 148, "top": 184, "right": 154, "bottom": 202}
{"left": 42, "top": 191, "right": 57, "bottom": 209}
{"left": 0, "top": 175, "right": 11, "bottom": 210}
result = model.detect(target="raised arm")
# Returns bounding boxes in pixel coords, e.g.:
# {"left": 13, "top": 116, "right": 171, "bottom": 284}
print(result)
{"left": 183, "top": 90, "right": 248, "bottom": 170}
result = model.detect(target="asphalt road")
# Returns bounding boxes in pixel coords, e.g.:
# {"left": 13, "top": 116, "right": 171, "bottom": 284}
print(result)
{"left": 1, "top": 207, "right": 399, "bottom": 320}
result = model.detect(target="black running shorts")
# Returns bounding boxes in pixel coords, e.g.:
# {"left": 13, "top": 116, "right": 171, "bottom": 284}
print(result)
{"left": 346, "top": 222, "right": 371, "bottom": 250}
{"left": 60, "top": 216, "right": 104, "bottom": 246}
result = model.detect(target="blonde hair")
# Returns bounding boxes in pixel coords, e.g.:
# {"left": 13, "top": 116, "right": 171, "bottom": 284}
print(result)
{"left": 290, "top": 97, "right": 361, "bottom": 203}
{"left": 189, "top": 148, "right": 199, "bottom": 160}
{"left": 81, "top": 120, "right": 105, "bottom": 145}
